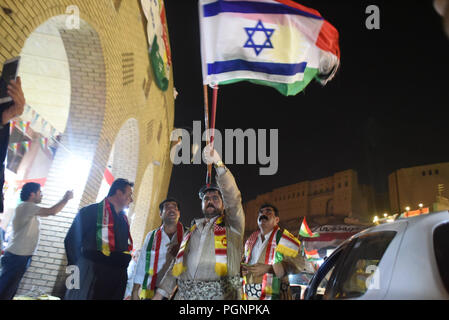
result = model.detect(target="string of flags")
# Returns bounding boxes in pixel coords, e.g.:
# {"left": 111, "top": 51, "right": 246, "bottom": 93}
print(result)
{"left": 8, "top": 104, "right": 60, "bottom": 155}
{"left": 9, "top": 138, "right": 50, "bottom": 154}
{"left": 21, "top": 105, "right": 60, "bottom": 138}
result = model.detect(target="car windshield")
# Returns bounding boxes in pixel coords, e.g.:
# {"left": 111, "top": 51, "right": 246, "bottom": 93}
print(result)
{"left": 289, "top": 272, "right": 315, "bottom": 286}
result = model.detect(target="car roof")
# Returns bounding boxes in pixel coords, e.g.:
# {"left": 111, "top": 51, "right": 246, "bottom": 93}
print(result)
{"left": 355, "top": 210, "right": 449, "bottom": 236}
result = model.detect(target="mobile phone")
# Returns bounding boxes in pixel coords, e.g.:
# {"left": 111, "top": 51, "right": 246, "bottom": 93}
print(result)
{"left": 0, "top": 57, "right": 21, "bottom": 105}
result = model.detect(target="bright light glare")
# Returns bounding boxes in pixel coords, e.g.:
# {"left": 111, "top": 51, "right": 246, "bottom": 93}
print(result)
{"left": 63, "top": 156, "right": 92, "bottom": 192}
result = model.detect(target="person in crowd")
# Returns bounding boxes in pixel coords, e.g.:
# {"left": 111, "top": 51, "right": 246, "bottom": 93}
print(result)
{"left": 131, "top": 198, "right": 184, "bottom": 300}
{"left": 153, "top": 146, "right": 245, "bottom": 300}
{"left": 0, "top": 76, "right": 25, "bottom": 214}
{"left": 64, "top": 178, "right": 134, "bottom": 300}
{"left": 0, "top": 182, "right": 73, "bottom": 300}
{"left": 242, "top": 204, "right": 304, "bottom": 300}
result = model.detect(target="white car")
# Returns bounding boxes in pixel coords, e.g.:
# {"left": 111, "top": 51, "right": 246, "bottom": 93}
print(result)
{"left": 304, "top": 211, "right": 449, "bottom": 300}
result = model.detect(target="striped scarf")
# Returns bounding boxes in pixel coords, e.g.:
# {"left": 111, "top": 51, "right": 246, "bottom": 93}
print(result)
{"left": 140, "top": 223, "right": 184, "bottom": 299}
{"left": 242, "top": 227, "right": 301, "bottom": 300}
{"left": 96, "top": 199, "right": 133, "bottom": 256}
{"left": 173, "top": 215, "right": 227, "bottom": 277}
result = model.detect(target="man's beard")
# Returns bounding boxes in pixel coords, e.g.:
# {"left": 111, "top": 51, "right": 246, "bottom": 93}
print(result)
{"left": 203, "top": 204, "right": 223, "bottom": 219}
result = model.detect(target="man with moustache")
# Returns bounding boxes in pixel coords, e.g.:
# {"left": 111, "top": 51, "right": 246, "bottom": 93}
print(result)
{"left": 153, "top": 146, "right": 245, "bottom": 300}
{"left": 241, "top": 204, "right": 304, "bottom": 300}
{"left": 131, "top": 198, "right": 184, "bottom": 300}
{"left": 64, "top": 178, "right": 134, "bottom": 300}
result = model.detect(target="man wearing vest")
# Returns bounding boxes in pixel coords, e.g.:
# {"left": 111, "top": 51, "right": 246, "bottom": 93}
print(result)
{"left": 242, "top": 204, "right": 304, "bottom": 300}
{"left": 131, "top": 198, "right": 184, "bottom": 300}
{"left": 153, "top": 146, "right": 245, "bottom": 300}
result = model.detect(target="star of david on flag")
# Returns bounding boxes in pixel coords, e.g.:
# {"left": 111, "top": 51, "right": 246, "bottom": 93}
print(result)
{"left": 199, "top": 0, "right": 340, "bottom": 96}
{"left": 244, "top": 20, "right": 275, "bottom": 56}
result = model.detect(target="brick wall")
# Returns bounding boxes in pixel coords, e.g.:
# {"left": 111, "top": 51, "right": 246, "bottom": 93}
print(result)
{"left": 0, "top": 0, "right": 175, "bottom": 298}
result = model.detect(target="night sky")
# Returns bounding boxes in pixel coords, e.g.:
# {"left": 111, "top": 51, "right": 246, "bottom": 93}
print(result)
{"left": 164, "top": 0, "right": 449, "bottom": 226}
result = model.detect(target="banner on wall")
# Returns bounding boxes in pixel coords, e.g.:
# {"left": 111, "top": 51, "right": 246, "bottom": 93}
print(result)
{"left": 140, "top": 0, "right": 172, "bottom": 91}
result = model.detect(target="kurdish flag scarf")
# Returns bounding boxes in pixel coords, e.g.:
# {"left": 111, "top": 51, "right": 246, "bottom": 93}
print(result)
{"left": 242, "top": 226, "right": 301, "bottom": 300}
{"left": 140, "top": 222, "right": 184, "bottom": 299}
{"left": 173, "top": 215, "right": 227, "bottom": 277}
{"left": 96, "top": 199, "right": 133, "bottom": 256}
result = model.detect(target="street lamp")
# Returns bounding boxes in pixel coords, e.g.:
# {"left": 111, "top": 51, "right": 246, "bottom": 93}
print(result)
{"left": 405, "top": 206, "right": 410, "bottom": 212}
{"left": 418, "top": 203, "right": 423, "bottom": 209}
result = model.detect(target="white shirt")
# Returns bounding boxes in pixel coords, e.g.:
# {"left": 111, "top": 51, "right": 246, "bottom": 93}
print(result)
{"left": 6, "top": 202, "right": 41, "bottom": 256}
{"left": 134, "top": 227, "right": 175, "bottom": 286}
{"left": 248, "top": 230, "right": 274, "bottom": 265}
{"left": 186, "top": 215, "right": 220, "bottom": 279}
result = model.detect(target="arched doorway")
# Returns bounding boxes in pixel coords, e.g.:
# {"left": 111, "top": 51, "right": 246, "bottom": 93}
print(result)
{"left": 130, "top": 163, "right": 160, "bottom": 248}
{"left": 12, "top": 15, "right": 108, "bottom": 297}
{"left": 96, "top": 118, "right": 140, "bottom": 217}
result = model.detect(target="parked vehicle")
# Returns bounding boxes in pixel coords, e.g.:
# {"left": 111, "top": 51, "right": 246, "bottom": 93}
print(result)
{"left": 304, "top": 211, "right": 449, "bottom": 300}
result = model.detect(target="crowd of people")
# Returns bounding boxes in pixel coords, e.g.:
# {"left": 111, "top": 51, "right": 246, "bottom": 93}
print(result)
{"left": 0, "top": 88, "right": 306, "bottom": 299}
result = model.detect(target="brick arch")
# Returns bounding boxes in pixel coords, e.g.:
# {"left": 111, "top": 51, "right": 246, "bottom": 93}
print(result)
{"left": 109, "top": 118, "right": 140, "bottom": 186}
{"left": 17, "top": 15, "right": 108, "bottom": 297}
{"left": 130, "top": 163, "right": 159, "bottom": 248}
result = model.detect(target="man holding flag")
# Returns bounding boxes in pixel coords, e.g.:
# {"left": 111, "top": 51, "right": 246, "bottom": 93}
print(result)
{"left": 242, "top": 204, "right": 304, "bottom": 300}
{"left": 153, "top": 146, "right": 245, "bottom": 300}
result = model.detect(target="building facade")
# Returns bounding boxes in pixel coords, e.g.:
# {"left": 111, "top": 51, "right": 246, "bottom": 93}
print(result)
{"left": 388, "top": 162, "right": 449, "bottom": 214}
{"left": 0, "top": 0, "right": 175, "bottom": 297}
{"left": 243, "top": 169, "right": 375, "bottom": 237}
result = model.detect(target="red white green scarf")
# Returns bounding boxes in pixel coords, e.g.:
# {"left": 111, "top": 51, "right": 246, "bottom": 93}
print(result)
{"left": 96, "top": 199, "right": 133, "bottom": 256}
{"left": 173, "top": 215, "right": 227, "bottom": 277}
{"left": 242, "top": 227, "right": 301, "bottom": 300}
{"left": 140, "top": 222, "right": 184, "bottom": 299}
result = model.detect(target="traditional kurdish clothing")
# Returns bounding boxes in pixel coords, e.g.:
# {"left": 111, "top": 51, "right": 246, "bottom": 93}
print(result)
{"left": 64, "top": 199, "right": 133, "bottom": 300}
{"left": 172, "top": 215, "right": 227, "bottom": 277}
{"left": 134, "top": 222, "right": 184, "bottom": 299}
{"left": 158, "top": 169, "right": 245, "bottom": 300}
{"left": 242, "top": 226, "right": 304, "bottom": 300}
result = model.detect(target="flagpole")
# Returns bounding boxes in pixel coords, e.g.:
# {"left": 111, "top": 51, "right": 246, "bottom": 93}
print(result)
{"left": 210, "top": 85, "right": 218, "bottom": 148}
{"left": 203, "top": 85, "right": 212, "bottom": 186}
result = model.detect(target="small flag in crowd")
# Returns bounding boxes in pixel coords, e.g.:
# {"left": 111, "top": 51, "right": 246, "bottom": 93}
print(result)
{"left": 21, "top": 141, "right": 30, "bottom": 153}
{"left": 39, "top": 137, "right": 48, "bottom": 150}
{"left": 10, "top": 143, "right": 18, "bottom": 154}
{"left": 19, "top": 121, "right": 30, "bottom": 134}
{"left": 10, "top": 120, "right": 16, "bottom": 135}
{"left": 304, "top": 248, "right": 320, "bottom": 261}
{"left": 299, "top": 217, "right": 319, "bottom": 238}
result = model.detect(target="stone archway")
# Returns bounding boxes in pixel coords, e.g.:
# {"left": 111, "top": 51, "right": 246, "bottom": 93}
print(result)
{"left": 96, "top": 118, "right": 140, "bottom": 216}
{"left": 130, "top": 163, "right": 160, "bottom": 249}
{"left": 16, "top": 15, "right": 107, "bottom": 297}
